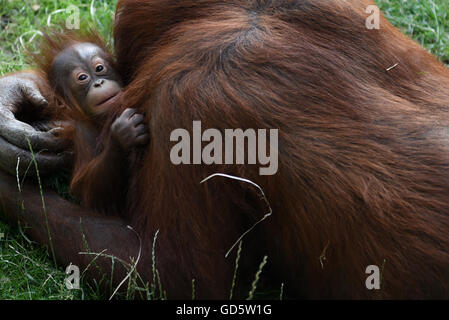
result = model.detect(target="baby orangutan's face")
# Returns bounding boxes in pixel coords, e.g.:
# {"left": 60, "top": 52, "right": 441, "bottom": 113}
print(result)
{"left": 51, "top": 42, "right": 122, "bottom": 114}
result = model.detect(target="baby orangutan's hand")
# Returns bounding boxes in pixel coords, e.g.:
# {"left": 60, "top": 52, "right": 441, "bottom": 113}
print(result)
{"left": 111, "top": 108, "right": 149, "bottom": 151}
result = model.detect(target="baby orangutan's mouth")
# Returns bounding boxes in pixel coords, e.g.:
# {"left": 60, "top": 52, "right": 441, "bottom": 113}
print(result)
{"left": 96, "top": 91, "right": 120, "bottom": 108}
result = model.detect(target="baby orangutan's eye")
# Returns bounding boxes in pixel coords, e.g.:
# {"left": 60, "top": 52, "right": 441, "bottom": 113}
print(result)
{"left": 78, "top": 74, "right": 89, "bottom": 81}
{"left": 72, "top": 69, "right": 90, "bottom": 84}
{"left": 95, "top": 65, "right": 104, "bottom": 73}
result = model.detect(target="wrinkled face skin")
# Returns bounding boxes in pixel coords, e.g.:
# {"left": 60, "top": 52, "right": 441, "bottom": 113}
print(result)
{"left": 51, "top": 43, "right": 122, "bottom": 115}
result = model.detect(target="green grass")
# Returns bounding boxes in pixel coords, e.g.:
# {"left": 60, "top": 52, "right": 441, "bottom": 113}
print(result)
{"left": 0, "top": 0, "right": 116, "bottom": 75}
{"left": 0, "top": 0, "right": 448, "bottom": 300}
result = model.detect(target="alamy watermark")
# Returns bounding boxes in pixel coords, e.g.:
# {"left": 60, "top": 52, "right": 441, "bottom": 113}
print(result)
{"left": 65, "top": 264, "right": 80, "bottom": 290}
{"left": 365, "top": 265, "right": 381, "bottom": 290}
{"left": 365, "top": 5, "right": 380, "bottom": 30}
{"left": 170, "top": 121, "right": 279, "bottom": 175}
{"left": 366, "top": 260, "right": 386, "bottom": 290}
{"left": 65, "top": 5, "right": 80, "bottom": 30}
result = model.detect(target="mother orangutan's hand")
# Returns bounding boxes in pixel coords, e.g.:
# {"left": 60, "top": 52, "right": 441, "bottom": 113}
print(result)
{"left": 0, "top": 71, "right": 71, "bottom": 177}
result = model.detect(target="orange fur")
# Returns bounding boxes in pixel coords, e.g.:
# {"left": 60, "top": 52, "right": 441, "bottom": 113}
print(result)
{"left": 110, "top": 0, "right": 449, "bottom": 298}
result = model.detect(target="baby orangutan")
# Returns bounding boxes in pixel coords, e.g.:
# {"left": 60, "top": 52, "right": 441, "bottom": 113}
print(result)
{"left": 35, "top": 33, "right": 149, "bottom": 214}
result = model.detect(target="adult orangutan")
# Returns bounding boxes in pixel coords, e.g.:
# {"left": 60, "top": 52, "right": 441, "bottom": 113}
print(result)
{"left": 1, "top": 0, "right": 449, "bottom": 299}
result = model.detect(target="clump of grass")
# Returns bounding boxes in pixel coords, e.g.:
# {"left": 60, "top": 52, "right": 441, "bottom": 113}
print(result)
{"left": 0, "top": 224, "right": 82, "bottom": 300}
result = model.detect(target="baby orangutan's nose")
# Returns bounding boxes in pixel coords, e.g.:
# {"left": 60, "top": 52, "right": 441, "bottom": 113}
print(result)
{"left": 93, "top": 79, "right": 105, "bottom": 87}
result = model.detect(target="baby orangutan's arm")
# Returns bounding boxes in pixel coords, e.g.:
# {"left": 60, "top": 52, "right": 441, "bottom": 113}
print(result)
{"left": 71, "top": 108, "right": 149, "bottom": 215}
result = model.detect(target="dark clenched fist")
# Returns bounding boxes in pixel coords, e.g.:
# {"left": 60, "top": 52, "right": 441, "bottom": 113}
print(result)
{"left": 111, "top": 108, "right": 149, "bottom": 150}
{"left": 0, "top": 71, "right": 71, "bottom": 176}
